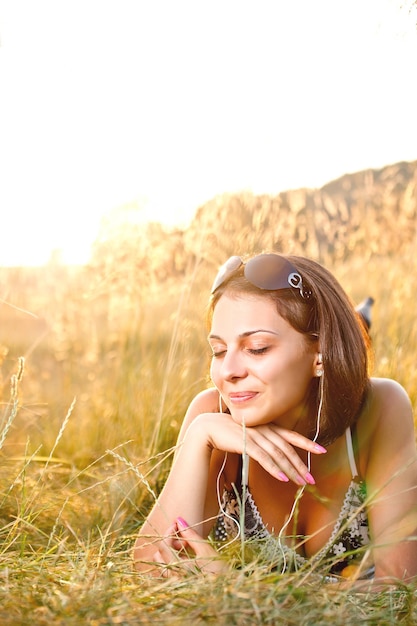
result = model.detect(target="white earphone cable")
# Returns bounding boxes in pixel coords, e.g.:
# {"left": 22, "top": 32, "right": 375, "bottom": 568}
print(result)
{"left": 277, "top": 373, "right": 324, "bottom": 573}
{"left": 215, "top": 392, "right": 241, "bottom": 549}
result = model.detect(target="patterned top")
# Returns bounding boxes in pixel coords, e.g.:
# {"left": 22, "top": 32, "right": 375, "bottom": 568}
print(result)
{"left": 212, "top": 428, "right": 374, "bottom": 580}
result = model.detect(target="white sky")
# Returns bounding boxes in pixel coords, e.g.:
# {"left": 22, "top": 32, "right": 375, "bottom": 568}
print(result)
{"left": 0, "top": 0, "right": 416, "bottom": 266}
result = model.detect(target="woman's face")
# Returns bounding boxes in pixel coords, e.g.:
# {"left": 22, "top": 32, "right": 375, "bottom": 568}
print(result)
{"left": 209, "top": 293, "right": 318, "bottom": 429}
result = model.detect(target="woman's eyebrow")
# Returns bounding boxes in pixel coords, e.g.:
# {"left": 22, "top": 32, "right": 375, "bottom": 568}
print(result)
{"left": 240, "top": 330, "right": 279, "bottom": 337}
{"left": 208, "top": 330, "right": 279, "bottom": 340}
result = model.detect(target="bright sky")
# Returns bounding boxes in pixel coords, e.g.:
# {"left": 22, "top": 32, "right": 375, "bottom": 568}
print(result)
{"left": 0, "top": 0, "right": 416, "bottom": 266}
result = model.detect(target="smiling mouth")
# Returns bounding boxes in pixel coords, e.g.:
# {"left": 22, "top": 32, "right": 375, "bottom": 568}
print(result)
{"left": 228, "top": 392, "right": 258, "bottom": 403}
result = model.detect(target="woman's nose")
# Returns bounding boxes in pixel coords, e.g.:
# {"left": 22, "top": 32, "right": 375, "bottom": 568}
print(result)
{"left": 220, "top": 349, "right": 247, "bottom": 380}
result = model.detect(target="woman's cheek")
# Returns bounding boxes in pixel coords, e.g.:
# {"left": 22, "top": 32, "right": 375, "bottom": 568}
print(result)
{"left": 210, "top": 361, "right": 220, "bottom": 387}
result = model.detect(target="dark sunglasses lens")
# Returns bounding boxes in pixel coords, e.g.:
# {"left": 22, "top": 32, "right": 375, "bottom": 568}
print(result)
{"left": 244, "top": 254, "right": 296, "bottom": 290}
{"left": 211, "top": 255, "right": 243, "bottom": 293}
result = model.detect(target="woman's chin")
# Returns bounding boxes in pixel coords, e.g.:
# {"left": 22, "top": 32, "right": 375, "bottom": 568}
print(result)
{"left": 230, "top": 410, "right": 268, "bottom": 428}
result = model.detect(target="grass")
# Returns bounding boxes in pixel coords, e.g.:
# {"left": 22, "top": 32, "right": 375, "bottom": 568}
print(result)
{"left": 0, "top": 240, "right": 416, "bottom": 624}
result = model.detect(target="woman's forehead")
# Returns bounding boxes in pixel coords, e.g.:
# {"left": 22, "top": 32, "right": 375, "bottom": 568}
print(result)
{"left": 211, "top": 293, "right": 288, "bottom": 332}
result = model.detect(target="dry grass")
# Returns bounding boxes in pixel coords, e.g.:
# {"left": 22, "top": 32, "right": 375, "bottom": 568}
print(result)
{"left": 0, "top": 236, "right": 416, "bottom": 624}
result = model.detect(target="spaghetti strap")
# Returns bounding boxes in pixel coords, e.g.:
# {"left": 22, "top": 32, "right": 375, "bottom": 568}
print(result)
{"left": 345, "top": 427, "right": 359, "bottom": 479}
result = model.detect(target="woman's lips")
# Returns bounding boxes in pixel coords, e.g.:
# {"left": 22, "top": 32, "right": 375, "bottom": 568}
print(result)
{"left": 228, "top": 391, "right": 258, "bottom": 403}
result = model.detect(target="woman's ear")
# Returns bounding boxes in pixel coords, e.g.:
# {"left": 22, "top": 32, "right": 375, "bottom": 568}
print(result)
{"left": 314, "top": 352, "right": 323, "bottom": 377}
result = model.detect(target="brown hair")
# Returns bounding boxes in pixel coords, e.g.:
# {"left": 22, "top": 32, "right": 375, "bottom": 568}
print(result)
{"left": 208, "top": 254, "right": 371, "bottom": 445}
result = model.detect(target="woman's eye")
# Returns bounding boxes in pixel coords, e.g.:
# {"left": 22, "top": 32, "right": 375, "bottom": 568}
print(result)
{"left": 211, "top": 349, "right": 226, "bottom": 358}
{"left": 247, "top": 346, "right": 270, "bottom": 355}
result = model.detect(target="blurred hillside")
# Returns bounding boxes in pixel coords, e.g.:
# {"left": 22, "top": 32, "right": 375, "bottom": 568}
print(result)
{"left": 90, "top": 159, "right": 417, "bottom": 287}
{"left": 185, "top": 159, "right": 417, "bottom": 267}
{"left": 2, "top": 159, "right": 416, "bottom": 302}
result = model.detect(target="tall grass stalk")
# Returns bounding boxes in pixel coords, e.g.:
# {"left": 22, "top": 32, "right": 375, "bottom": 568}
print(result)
{"left": 0, "top": 357, "right": 24, "bottom": 452}
{"left": 40, "top": 396, "right": 76, "bottom": 476}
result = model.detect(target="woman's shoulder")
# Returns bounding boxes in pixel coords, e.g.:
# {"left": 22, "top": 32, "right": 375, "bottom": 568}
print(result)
{"left": 176, "top": 387, "right": 220, "bottom": 441}
{"left": 353, "top": 377, "right": 415, "bottom": 478}
{"left": 368, "top": 377, "right": 413, "bottom": 413}
{"left": 358, "top": 377, "right": 414, "bottom": 446}
{"left": 187, "top": 387, "right": 221, "bottom": 415}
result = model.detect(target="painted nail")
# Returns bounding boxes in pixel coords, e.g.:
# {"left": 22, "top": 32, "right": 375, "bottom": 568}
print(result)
{"left": 295, "top": 475, "right": 307, "bottom": 486}
{"left": 314, "top": 443, "right": 327, "bottom": 454}
{"left": 277, "top": 472, "right": 290, "bottom": 482}
{"left": 305, "top": 472, "right": 316, "bottom": 485}
{"left": 176, "top": 517, "right": 189, "bottom": 529}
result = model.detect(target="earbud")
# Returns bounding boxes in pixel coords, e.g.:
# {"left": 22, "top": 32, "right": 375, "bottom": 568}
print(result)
{"left": 316, "top": 352, "right": 323, "bottom": 377}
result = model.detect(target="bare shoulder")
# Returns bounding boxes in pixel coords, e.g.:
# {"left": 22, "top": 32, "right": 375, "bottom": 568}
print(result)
{"left": 361, "top": 380, "right": 417, "bottom": 580}
{"left": 358, "top": 377, "right": 415, "bottom": 464}
{"left": 368, "top": 377, "right": 413, "bottom": 422}
{"left": 175, "top": 387, "right": 220, "bottom": 444}
{"left": 185, "top": 387, "right": 220, "bottom": 417}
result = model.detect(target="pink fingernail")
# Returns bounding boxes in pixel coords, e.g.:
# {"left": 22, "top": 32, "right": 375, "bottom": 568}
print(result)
{"left": 305, "top": 472, "right": 315, "bottom": 485}
{"left": 314, "top": 444, "right": 327, "bottom": 453}
{"left": 277, "top": 472, "right": 289, "bottom": 482}
{"left": 176, "top": 517, "right": 189, "bottom": 529}
{"left": 295, "top": 475, "right": 307, "bottom": 486}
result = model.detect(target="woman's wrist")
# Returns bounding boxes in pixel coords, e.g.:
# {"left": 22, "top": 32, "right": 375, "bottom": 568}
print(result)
{"left": 183, "top": 412, "right": 218, "bottom": 451}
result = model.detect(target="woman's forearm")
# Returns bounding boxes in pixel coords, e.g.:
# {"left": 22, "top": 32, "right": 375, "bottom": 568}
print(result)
{"left": 151, "top": 428, "right": 213, "bottom": 533}
{"left": 133, "top": 422, "right": 213, "bottom": 569}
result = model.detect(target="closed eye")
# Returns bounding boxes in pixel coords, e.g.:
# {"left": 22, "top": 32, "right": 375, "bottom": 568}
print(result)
{"left": 210, "top": 349, "right": 226, "bottom": 358}
{"left": 247, "top": 346, "right": 270, "bottom": 355}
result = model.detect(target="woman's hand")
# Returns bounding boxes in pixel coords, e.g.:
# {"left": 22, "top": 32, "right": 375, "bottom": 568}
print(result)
{"left": 186, "top": 412, "right": 326, "bottom": 486}
{"left": 151, "top": 518, "right": 228, "bottom": 578}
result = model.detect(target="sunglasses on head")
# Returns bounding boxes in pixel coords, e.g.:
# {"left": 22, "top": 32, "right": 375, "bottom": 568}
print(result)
{"left": 210, "top": 253, "right": 312, "bottom": 298}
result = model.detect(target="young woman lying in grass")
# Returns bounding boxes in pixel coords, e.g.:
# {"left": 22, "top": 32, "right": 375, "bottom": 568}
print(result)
{"left": 134, "top": 253, "right": 417, "bottom": 587}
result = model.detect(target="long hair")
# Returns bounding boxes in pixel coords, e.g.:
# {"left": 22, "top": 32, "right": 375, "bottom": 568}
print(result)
{"left": 207, "top": 254, "right": 370, "bottom": 445}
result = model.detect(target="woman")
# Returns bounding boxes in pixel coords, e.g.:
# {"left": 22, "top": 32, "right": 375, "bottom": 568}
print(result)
{"left": 133, "top": 253, "right": 417, "bottom": 585}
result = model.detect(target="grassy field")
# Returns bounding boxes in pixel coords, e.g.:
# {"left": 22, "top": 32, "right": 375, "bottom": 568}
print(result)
{"left": 0, "top": 242, "right": 416, "bottom": 625}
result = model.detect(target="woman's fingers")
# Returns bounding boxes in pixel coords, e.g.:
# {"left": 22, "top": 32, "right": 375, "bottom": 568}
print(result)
{"left": 151, "top": 528, "right": 182, "bottom": 578}
{"left": 151, "top": 549, "right": 170, "bottom": 577}
{"left": 190, "top": 412, "right": 327, "bottom": 486}
{"left": 244, "top": 435, "right": 309, "bottom": 484}
{"left": 242, "top": 426, "right": 327, "bottom": 486}
{"left": 152, "top": 522, "right": 224, "bottom": 577}
{"left": 175, "top": 518, "right": 228, "bottom": 574}
{"left": 273, "top": 426, "right": 327, "bottom": 454}
{"left": 271, "top": 427, "right": 327, "bottom": 484}
{"left": 175, "top": 518, "right": 217, "bottom": 557}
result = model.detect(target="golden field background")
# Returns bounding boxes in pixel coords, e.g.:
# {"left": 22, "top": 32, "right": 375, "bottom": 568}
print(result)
{"left": 0, "top": 160, "right": 416, "bottom": 624}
